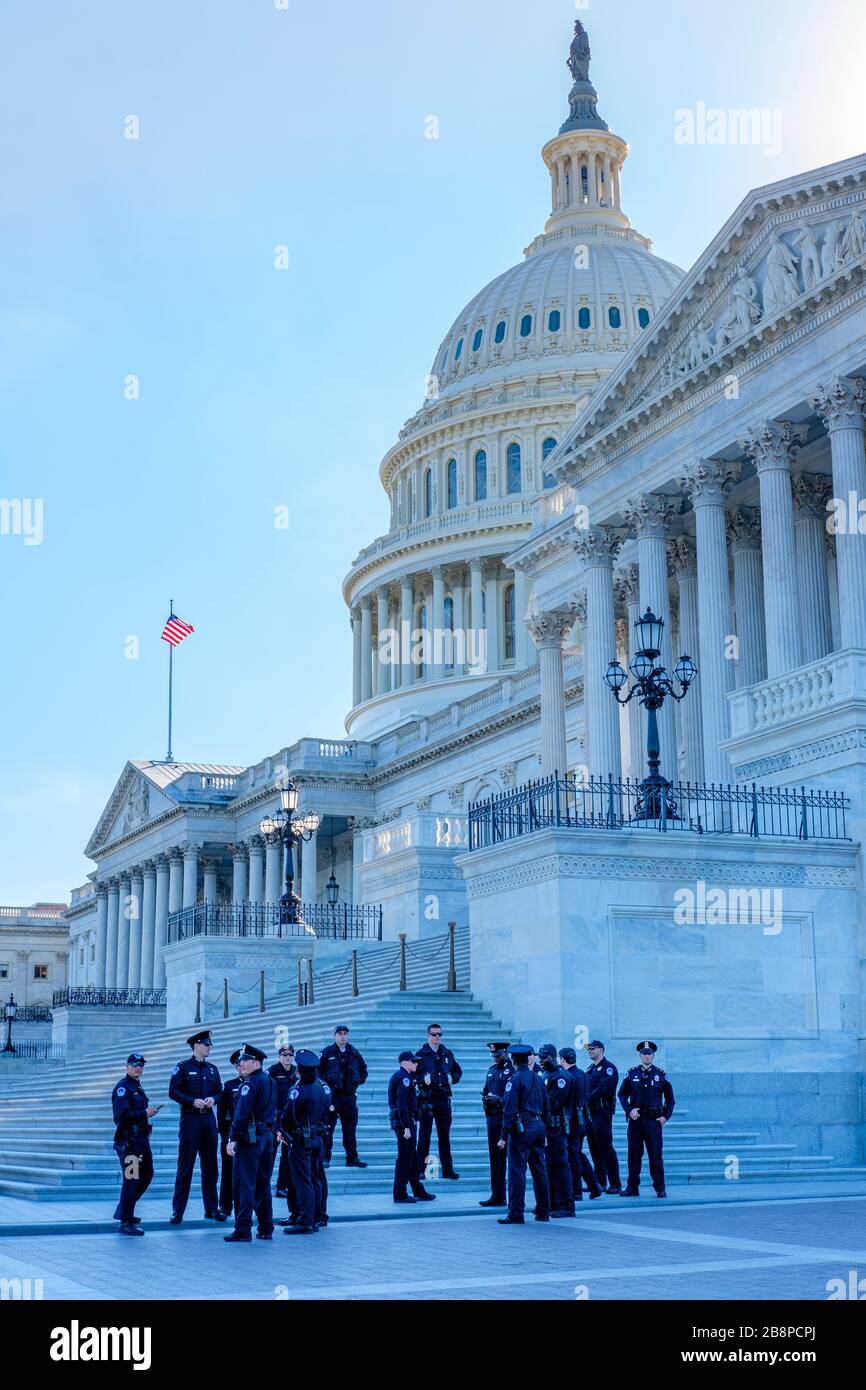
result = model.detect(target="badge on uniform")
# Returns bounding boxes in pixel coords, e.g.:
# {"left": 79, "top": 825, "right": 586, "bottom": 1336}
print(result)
{"left": 606, "top": 1067, "right": 613, "bottom": 1075}
{"left": 172, "top": 1065, "right": 179, "bottom": 1075}
{"left": 557, "top": 1078, "right": 566, "bottom": 1088}
{"left": 505, "top": 1082, "right": 512, "bottom": 1092}
{"left": 240, "top": 1085, "right": 249, "bottom": 1095}
{"left": 117, "top": 1087, "right": 125, "bottom": 1095}
{"left": 402, "top": 1077, "right": 410, "bottom": 1086}
{"left": 289, "top": 1088, "right": 299, "bottom": 1100}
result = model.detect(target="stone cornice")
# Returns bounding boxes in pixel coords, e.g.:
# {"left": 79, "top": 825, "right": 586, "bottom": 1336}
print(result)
{"left": 343, "top": 516, "right": 532, "bottom": 605}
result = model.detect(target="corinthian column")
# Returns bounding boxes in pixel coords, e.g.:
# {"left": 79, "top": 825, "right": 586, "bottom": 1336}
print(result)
{"left": 623, "top": 493, "right": 677, "bottom": 779}
{"left": 791, "top": 473, "right": 833, "bottom": 663}
{"left": 351, "top": 607, "right": 362, "bottom": 707}
{"left": 360, "top": 598, "right": 373, "bottom": 701}
{"left": 105, "top": 879, "right": 120, "bottom": 989}
{"left": 247, "top": 837, "right": 265, "bottom": 904}
{"left": 94, "top": 885, "right": 108, "bottom": 988}
{"left": 528, "top": 605, "right": 577, "bottom": 775}
{"left": 680, "top": 459, "right": 738, "bottom": 784}
{"left": 667, "top": 537, "right": 704, "bottom": 783}
{"left": 726, "top": 508, "right": 767, "bottom": 687}
{"left": 809, "top": 378, "right": 866, "bottom": 649}
{"left": 740, "top": 421, "right": 806, "bottom": 676}
{"left": 116, "top": 874, "right": 130, "bottom": 988}
{"left": 431, "top": 566, "right": 446, "bottom": 681}
{"left": 127, "top": 868, "right": 143, "bottom": 988}
{"left": 230, "top": 844, "right": 248, "bottom": 904}
{"left": 375, "top": 587, "right": 392, "bottom": 695}
{"left": 265, "top": 833, "right": 282, "bottom": 905}
{"left": 182, "top": 845, "right": 198, "bottom": 908}
{"left": 154, "top": 855, "right": 170, "bottom": 989}
{"left": 613, "top": 565, "right": 642, "bottom": 779}
{"left": 140, "top": 862, "right": 157, "bottom": 989}
{"left": 574, "top": 525, "right": 622, "bottom": 778}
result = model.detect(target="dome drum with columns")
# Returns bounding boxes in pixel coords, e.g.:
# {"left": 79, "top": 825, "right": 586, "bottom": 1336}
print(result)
{"left": 344, "top": 25, "right": 681, "bottom": 740}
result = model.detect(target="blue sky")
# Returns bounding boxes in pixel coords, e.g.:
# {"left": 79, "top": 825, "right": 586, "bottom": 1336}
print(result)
{"left": 1, "top": 0, "right": 864, "bottom": 902}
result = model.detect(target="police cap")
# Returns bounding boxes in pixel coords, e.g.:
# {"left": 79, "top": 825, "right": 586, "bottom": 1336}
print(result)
{"left": 237, "top": 1042, "right": 267, "bottom": 1063}
{"left": 186, "top": 1030, "right": 213, "bottom": 1048}
{"left": 229, "top": 1049, "right": 242, "bottom": 1065}
{"left": 509, "top": 1043, "right": 534, "bottom": 1059}
{"left": 295, "top": 1049, "right": 319, "bottom": 1069}
{"left": 486, "top": 1040, "right": 511, "bottom": 1052}
{"left": 127, "top": 1052, "right": 146, "bottom": 1065}
{"left": 587, "top": 1039, "right": 605, "bottom": 1050}
{"left": 637, "top": 1040, "right": 658, "bottom": 1054}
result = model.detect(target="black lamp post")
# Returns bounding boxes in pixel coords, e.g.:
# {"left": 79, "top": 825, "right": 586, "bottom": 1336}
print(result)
{"left": 326, "top": 821, "right": 340, "bottom": 908}
{"left": 604, "top": 608, "right": 697, "bottom": 821}
{"left": 260, "top": 781, "right": 321, "bottom": 926}
{"left": 2, "top": 994, "right": 17, "bottom": 1054}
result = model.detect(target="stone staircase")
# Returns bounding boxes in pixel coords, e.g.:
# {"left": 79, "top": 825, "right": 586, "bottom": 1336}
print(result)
{"left": 0, "top": 927, "right": 862, "bottom": 1200}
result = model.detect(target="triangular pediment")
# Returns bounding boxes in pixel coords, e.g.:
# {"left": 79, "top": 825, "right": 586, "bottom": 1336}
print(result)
{"left": 85, "top": 762, "right": 175, "bottom": 858}
{"left": 549, "top": 151, "right": 866, "bottom": 475}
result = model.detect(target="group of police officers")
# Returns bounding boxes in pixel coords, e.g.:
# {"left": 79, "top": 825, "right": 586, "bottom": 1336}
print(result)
{"left": 110, "top": 1022, "right": 674, "bottom": 1238}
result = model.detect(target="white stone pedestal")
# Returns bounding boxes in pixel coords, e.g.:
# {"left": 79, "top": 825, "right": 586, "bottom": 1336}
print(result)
{"left": 162, "top": 934, "right": 315, "bottom": 1029}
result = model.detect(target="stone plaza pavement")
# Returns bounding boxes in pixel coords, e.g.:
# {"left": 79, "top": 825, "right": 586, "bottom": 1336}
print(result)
{"left": 1, "top": 1180, "right": 865, "bottom": 1301}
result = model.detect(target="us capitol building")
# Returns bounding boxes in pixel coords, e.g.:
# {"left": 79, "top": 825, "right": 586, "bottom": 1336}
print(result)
{"left": 60, "top": 25, "right": 866, "bottom": 1161}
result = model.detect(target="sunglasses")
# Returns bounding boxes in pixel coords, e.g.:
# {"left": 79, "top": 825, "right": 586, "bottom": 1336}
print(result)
{"left": 429, "top": 1031, "right": 442, "bottom": 1037}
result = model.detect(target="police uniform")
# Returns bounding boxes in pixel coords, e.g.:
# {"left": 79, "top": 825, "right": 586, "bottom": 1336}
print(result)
{"left": 280, "top": 1050, "right": 331, "bottom": 1233}
{"left": 498, "top": 1043, "right": 550, "bottom": 1224}
{"left": 267, "top": 1053, "right": 299, "bottom": 1204}
{"left": 539, "top": 1044, "right": 575, "bottom": 1216}
{"left": 585, "top": 1043, "right": 622, "bottom": 1192}
{"left": 559, "top": 1049, "right": 603, "bottom": 1200}
{"left": 479, "top": 1041, "right": 514, "bottom": 1207}
{"left": 217, "top": 1051, "right": 244, "bottom": 1216}
{"left": 168, "top": 1030, "right": 224, "bottom": 1221}
{"left": 415, "top": 1039, "right": 462, "bottom": 1179}
{"left": 111, "top": 1052, "right": 154, "bottom": 1232}
{"left": 318, "top": 1030, "right": 368, "bottom": 1166}
{"left": 388, "top": 1052, "right": 435, "bottom": 1203}
{"left": 224, "top": 1043, "right": 277, "bottom": 1241}
{"left": 618, "top": 1041, "right": 675, "bottom": 1197}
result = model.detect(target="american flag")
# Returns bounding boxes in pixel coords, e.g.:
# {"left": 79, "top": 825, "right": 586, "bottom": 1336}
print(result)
{"left": 161, "top": 614, "right": 195, "bottom": 647}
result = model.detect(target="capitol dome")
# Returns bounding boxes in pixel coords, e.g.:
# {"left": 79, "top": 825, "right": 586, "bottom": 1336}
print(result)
{"left": 343, "top": 20, "right": 685, "bottom": 741}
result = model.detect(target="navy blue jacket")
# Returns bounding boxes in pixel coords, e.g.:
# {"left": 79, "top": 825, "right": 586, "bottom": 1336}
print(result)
{"left": 317, "top": 1043, "right": 368, "bottom": 1094}
{"left": 415, "top": 1043, "right": 462, "bottom": 1096}
{"left": 586, "top": 1058, "right": 619, "bottom": 1114}
{"left": 217, "top": 1075, "right": 244, "bottom": 1138}
{"left": 481, "top": 1058, "right": 514, "bottom": 1115}
{"left": 111, "top": 1075, "right": 150, "bottom": 1139}
{"left": 280, "top": 1078, "right": 332, "bottom": 1138}
{"left": 618, "top": 1065, "right": 675, "bottom": 1120}
{"left": 229, "top": 1067, "right": 276, "bottom": 1142}
{"left": 388, "top": 1068, "right": 418, "bottom": 1129}
{"left": 169, "top": 1055, "right": 222, "bottom": 1116}
{"left": 501, "top": 1066, "right": 548, "bottom": 1138}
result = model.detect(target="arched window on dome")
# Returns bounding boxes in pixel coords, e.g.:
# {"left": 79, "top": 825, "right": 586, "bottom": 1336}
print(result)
{"left": 519, "top": 314, "right": 533, "bottom": 338}
{"left": 580, "top": 165, "right": 589, "bottom": 203}
{"left": 444, "top": 595, "right": 454, "bottom": 671}
{"left": 423, "top": 468, "right": 432, "bottom": 518}
{"left": 578, "top": 306, "right": 591, "bottom": 330}
{"left": 506, "top": 443, "right": 521, "bottom": 495}
{"left": 472, "top": 328, "right": 483, "bottom": 352}
{"left": 455, "top": 337, "right": 464, "bottom": 361}
{"left": 417, "top": 603, "right": 428, "bottom": 679}
{"left": 542, "top": 436, "right": 558, "bottom": 489}
{"left": 474, "top": 449, "right": 487, "bottom": 502}
{"left": 608, "top": 306, "right": 622, "bottom": 329}
{"left": 494, "top": 320, "right": 506, "bottom": 344}
{"left": 446, "top": 458, "right": 458, "bottom": 510}
{"left": 503, "top": 584, "right": 515, "bottom": 661}
{"left": 637, "top": 306, "right": 651, "bottom": 329}
{"left": 548, "top": 309, "right": 561, "bottom": 333}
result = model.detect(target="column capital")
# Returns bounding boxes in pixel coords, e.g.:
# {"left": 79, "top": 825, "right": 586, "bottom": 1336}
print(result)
{"left": 429, "top": 564, "right": 446, "bottom": 582}
{"left": 95, "top": 883, "right": 109, "bottom": 899}
{"left": 622, "top": 491, "right": 677, "bottom": 540}
{"left": 247, "top": 835, "right": 265, "bottom": 854}
{"left": 350, "top": 605, "right": 361, "bottom": 624}
{"left": 397, "top": 571, "right": 415, "bottom": 589}
{"left": 227, "top": 843, "right": 248, "bottom": 863}
{"left": 527, "top": 604, "right": 578, "bottom": 649}
{"left": 155, "top": 854, "right": 171, "bottom": 875}
{"left": 360, "top": 593, "right": 373, "bottom": 612}
{"left": 129, "top": 866, "right": 143, "bottom": 883}
{"left": 613, "top": 563, "right": 640, "bottom": 605}
{"left": 809, "top": 377, "right": 866, "bottom": 432}
{"left": 573, "top": 524, "right": 621, "bottom": 569}
{"left": 183, "top": 842, "right": 201, "bottom": 859}
{"left": 739, "top": 419, "right": 808, "bottom": 472}
{"left": 468, "top": 557, "right": 485, "bottom": 574}
{"left": 375, "top": 583, "right": 392, "bottom": 602}
{"left": 726, "top": 506, "right": 762, "bottom": 551}
{"left": 168, "top": 847, "right": 184, "bottom": 865}
{"left": 481, "top": 557, "right": 501, "bottom": 579}
{"left": 791, "top": 471, "right": 832, "bottom": 519}
{"left": 666, "top": 535, "right": 697, "bottom": 579}
{"left": 141, "top": 861, "right": 156, "bottom": 878}
{"left": 679, "top": 457, "right": 739, "bottom": 506}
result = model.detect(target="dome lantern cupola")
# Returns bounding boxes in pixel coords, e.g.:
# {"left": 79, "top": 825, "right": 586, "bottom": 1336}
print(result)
{"left": 541, "top": 20, "right": 629, "bottom": 234}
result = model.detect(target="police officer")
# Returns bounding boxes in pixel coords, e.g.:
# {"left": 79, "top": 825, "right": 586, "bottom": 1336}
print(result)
{"left": 585, "top": 1039, "right": 622, "bottom": 1194}
{"left": 168, "top": 1029, "right": 225, "bottom": 1223}
{"left": 388, "top": 1051, "right": 436, "bottom": 1204}
{"left": 224, "top": 1042, "right": 277, "bottom": 1241}
{"left": 267, "top": 1044, "right": 299, "bottom": 1203}
{"left": 217, "top": 1049, "right": 244, "bottom": 1217}
{"left": 280, "top": 1049, "right": 332, "bottom": 1234}
{"left": 416, "top": 1023, "right": 462, "bottom": 1180}
{"left": 618, "top": 1041, "right": 675, "bottom": 1198}
{"left": 558, "top": 1047, "right": 603, "bottom": 1201}
{"left": 479, "top": 1040, "right": 513, "bottom": 1208}
{"left": 318, "top": 1025, "right": 368, "bottom": 1168}
{"left": 497, "top": 1042, "right": 550, "bottom": 1225}
{"left": 538, "top": 1043, "right": 575, "bottom": 1217}
{"left": 111, "top": 1051, "right": 159, "bottom": 1234}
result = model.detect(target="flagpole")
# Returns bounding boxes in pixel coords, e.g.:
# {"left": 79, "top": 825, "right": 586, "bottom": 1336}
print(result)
{"left": 166, "top": 598, "right": 174, "bottom": 763}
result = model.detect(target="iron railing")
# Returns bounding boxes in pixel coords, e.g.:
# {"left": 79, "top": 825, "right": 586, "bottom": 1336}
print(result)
{"left": 52, "top": 988, "right": 167, "bottom": 1008}
{"left": 167, "top": 901, "right": 383, "bottom": 943}
{"left": 9, "top": 1005, "right": 53, "bottom": 1022}
{"left": 0, "top": 1041, "right": 66, "bottom": 1060}
{"left": 468, "top": 774, "right": 850, "bottom": 849}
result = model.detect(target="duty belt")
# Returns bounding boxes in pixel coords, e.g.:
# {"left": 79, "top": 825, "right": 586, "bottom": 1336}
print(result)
{"left": 519, "top": 1111, "right": 543, "bottom": 1120}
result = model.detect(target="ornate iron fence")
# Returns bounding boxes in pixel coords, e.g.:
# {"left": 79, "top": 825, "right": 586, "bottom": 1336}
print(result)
{"left": 11, "top": 1005, "right": 53, "bottom": 1022}
{"left": 468, "top": 774, "right": 850, "bottom": 849}
{"left": 0, "top": 1041, "right": 66, "bottom": 1060}
{"left": 167, "top": 902, "right": 383, "bottom": 943}
{"left": 52, "top": 988, "right": 167, "bottom": 1008}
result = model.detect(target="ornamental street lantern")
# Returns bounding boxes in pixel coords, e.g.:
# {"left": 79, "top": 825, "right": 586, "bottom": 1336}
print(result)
{"left": 259, "top": 779, "right": 321, "bottom": 925}
{"left": 605, "top": 607, "right": 697, "bottom": 822}
{"left": 2, "top": 994, "right": 17, "bottom": 1054}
